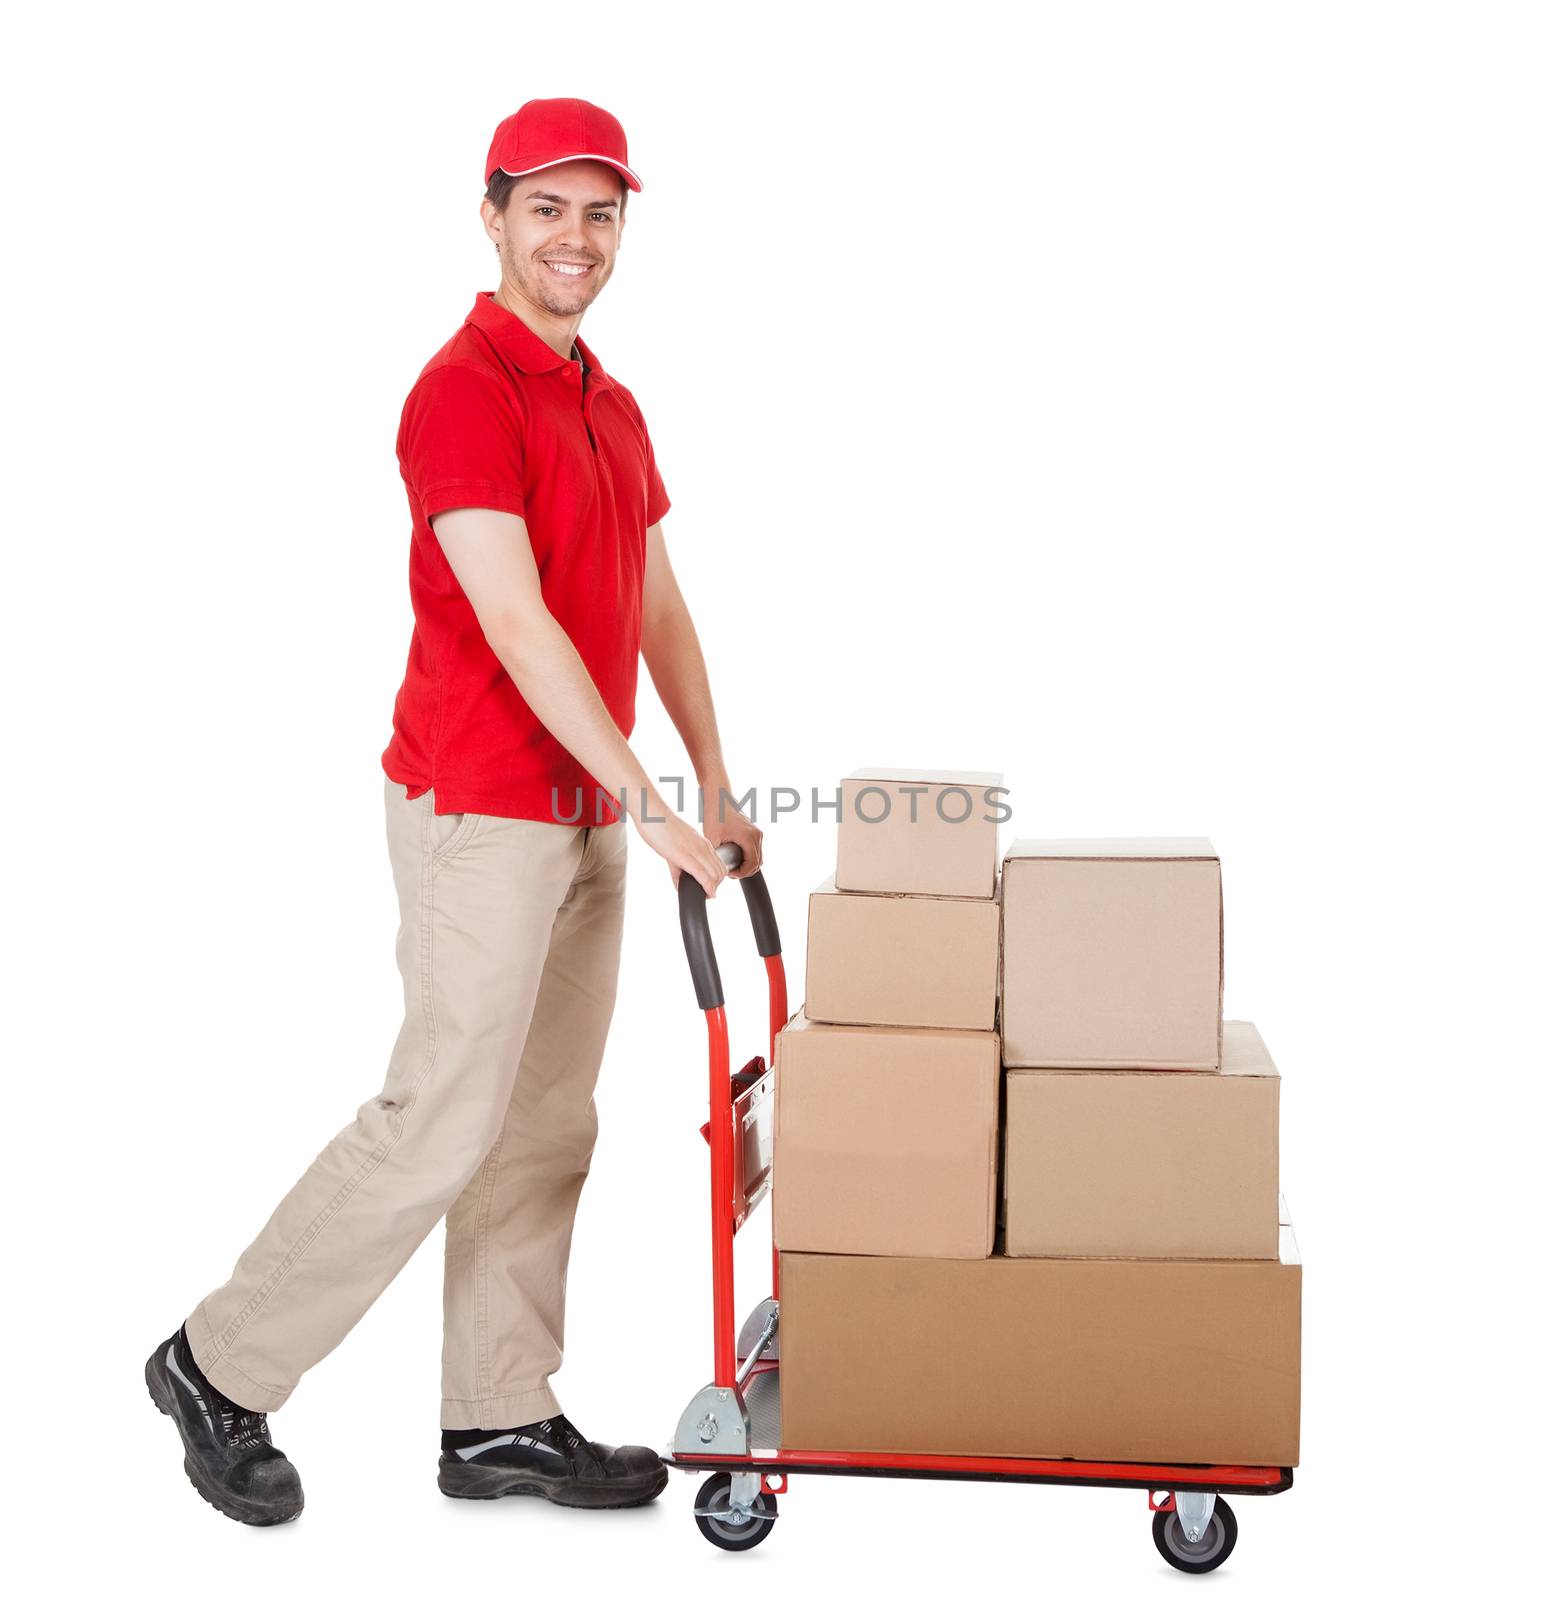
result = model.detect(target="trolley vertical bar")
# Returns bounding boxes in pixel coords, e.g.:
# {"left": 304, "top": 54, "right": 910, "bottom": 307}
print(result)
{"left": 705, "top": 1003, "right": 736, "bottom": 1388}
{"left": 762, "top": 950, "right": 787, "bottom": 1301}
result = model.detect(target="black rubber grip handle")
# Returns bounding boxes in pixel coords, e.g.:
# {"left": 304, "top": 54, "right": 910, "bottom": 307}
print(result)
{"left": 738, "top": 868, "right": 781, "bottom": 958}
{"left": 676, "top": 842, "right": 783, "bottom": 1010}
{"left": 678, "top": 866, "right": 725, "bottom": 1010}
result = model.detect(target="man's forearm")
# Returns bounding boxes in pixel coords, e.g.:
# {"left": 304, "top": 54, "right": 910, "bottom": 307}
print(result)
{"left": 641, "top": 604, "right": 730, "bottom": 794}
{"left": 490, "top": 612, "right": 661, "bottom": 821}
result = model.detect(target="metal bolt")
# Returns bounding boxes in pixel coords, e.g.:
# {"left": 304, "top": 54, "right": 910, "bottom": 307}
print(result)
{"left": 696, "top": 1412, "right": 719, "bottom": 1443}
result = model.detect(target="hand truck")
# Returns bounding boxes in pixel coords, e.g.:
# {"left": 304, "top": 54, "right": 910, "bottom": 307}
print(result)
{"left": 663, "top": 843, "right": 1293, "bottom": 1572}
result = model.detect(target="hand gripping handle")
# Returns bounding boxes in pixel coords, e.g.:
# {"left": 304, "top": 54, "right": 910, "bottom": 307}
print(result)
{"left": 677, "top": 843, "right": 782, "bottom": 1010}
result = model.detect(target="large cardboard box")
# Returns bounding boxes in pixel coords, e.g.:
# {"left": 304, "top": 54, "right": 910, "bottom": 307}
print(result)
{"left": 1003, "top": 1020, "right": 1280, "bottom": 1259}
{"left": 780, "top": 1220, "right": 1301, "bottom": 1465}
{"left": 836, "top": 767, "right": 1003, "bottom": 899}
{"left": 774, "top": 1015, "right": 999, "bottom": 1259}
{"left": 806, "top": 875, "right": 999, "bottom": 1030}
{"left": 1001, "top": 838, "right": 1224, "bottom": 1069}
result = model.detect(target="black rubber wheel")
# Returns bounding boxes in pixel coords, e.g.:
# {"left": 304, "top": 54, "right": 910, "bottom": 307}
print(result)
{"left": 693, "top": 1472, "right": 778, "bottom": 1551}
{"left": 1152, "top": 1496, "right": 1238, "bottom": 1574}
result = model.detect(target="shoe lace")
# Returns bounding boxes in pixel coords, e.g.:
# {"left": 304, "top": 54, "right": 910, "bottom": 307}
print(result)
{"left": 543, "top": 1413, "right": 604, "bottom": 1468}
{"left": 219, "top": 1400, "right": 273, "bottom": 1451}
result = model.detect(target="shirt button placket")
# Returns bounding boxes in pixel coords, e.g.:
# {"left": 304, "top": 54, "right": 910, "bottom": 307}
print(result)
{"left": 575, "top": 370, "right": 598, "bottom": 451}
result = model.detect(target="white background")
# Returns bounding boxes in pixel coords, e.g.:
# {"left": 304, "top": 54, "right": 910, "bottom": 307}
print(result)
{"left": 6, "top": 0, "right": 1551, "bottom": 1590}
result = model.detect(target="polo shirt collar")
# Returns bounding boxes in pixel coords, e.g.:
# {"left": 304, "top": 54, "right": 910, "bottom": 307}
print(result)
{"left": 466, "top": 291, "right": 614, "bottom": 389}
{"left": 572, "top": 330, "right": 612, "bottom": 389}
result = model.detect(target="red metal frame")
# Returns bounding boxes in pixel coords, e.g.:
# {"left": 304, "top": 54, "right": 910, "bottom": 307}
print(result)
{"left": 681, "top": 930, "right": 1291, "bottom": 1501}
{"left": 762, "top": 951, "right": 787, "bottom": 1061}
{"left": 703, "top": 1002, "right": 736, "bottom": 1389}
{"left": 762, "top": 951, "right": 786, "bottom": 1302}
{"left": 686, "top": 1449, "right": 1287, "bottom": 1494}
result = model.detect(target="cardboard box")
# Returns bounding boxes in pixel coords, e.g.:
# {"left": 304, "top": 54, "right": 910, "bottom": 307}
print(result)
{"left": 780, "top": 1220, "right": 1301, "bottom": 1465}
{"left": 1003, "top": 1020, "right": 1280, "bottom": 1259}
{"left": 837, "top": 767, "right": 1003, "bottom": 899}
{"left": 1000, "top": 839, "right": 1224, "bottom": 1069}
{"left": 806, "top": 875, "right": 999, "bottom": 1030}
{"left": 774, "top": 1014, "right": 999, "bottom": 1259}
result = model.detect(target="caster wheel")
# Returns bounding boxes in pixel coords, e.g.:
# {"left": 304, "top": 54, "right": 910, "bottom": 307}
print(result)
{"left": 1152, "top": 1495, "right": 1238, "bottom": 1574}
{"left": 693, "top": 1472, "right": 777, "bottom": 1551}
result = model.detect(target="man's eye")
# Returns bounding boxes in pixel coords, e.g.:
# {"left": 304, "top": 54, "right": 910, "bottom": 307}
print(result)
{"left": 589, "top": 213, "right": 611, "bottom": 223}
{"left": 535, "top": 207, "right": 557, "bottom": 217}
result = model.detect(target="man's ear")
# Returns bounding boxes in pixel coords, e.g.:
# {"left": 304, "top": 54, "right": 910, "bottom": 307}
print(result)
{"left": 480, "top": 195, "right": 504, "bottom": 250}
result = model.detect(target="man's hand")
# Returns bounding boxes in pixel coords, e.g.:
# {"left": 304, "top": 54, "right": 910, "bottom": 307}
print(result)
{"left": 701, "top": 781, "right": 764, "bottom": 878}
{"left": 631, "top": 804, "right": 728, "bottom": 898}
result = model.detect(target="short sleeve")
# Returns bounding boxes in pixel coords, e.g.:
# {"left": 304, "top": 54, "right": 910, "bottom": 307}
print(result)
{"left": 398, "top": 364, "right": 526, "bottom": 521}
{"left": 645, "top": 428, "right": 671, "bottom": 526}
{"left": 622, "top": 390, "right": 670, "bottom": 524}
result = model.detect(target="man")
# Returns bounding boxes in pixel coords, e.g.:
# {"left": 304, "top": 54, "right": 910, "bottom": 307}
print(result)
{"left": 145, "top": 97, "right": 762, "bottom": 1525}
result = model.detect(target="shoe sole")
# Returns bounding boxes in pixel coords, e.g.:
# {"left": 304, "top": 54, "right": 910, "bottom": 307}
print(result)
{"left": 144, "top": 1350, "right": 304, "bottom": 1527}
{"left": 437, "top": 1456, "right": 670, "bottom": 1509}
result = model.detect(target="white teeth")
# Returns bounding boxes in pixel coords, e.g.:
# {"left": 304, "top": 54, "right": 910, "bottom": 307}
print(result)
{"left": 545, "top": 262, "right": 590, "bottom": 276}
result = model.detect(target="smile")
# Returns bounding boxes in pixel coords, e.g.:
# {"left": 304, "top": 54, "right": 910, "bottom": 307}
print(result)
{"left": 542, "top": 261, "right": 594, "bottom": 278}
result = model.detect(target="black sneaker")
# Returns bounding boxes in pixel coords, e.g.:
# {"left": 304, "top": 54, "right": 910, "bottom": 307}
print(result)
{"left": 437, "top": 1414, "right": 669, "bottom": 1509}
{"left": 145, "top": 1325, "right": 304, "bottom": 1526}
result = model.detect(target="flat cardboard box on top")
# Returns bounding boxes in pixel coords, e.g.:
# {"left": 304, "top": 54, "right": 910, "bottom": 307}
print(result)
{"left": 1003, "top": 1020, "right": 1281, "bottom": 1259}
{"left": 780, "top": 1223, "right": 1301, "bottom": 1465}
{"left": 1000, "top": 838, "right": 1224, "bottom": 1069}
{"left": 806, "top": 874, "right": 999, "bottom": 1031}
{"left": 774, "top": 1014, "right": 999, "bottom": 1259}
{"left": 836, "top": 767, "right": 1003, "bottom": 899}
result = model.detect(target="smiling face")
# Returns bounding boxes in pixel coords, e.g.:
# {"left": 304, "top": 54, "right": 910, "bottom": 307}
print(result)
{"left": 482, "top": 158, "right": 627, "bottom": 323}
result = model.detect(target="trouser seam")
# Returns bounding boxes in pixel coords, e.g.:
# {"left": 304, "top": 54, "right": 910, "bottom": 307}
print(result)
{"left": 205, "top": 792, "right": 448, "bottom": 1361}
{"left": 472, "top": 1127, "right": 505, "bottom": 1403}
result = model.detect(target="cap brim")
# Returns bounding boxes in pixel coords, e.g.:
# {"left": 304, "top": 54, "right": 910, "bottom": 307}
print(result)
{"left": 493, "top": 153, "right": 642, "bottom": 192}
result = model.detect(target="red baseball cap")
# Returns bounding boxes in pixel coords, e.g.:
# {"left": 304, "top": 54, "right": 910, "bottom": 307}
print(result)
{"left": 484, "top": 98, "right": 643, "bottom": 192}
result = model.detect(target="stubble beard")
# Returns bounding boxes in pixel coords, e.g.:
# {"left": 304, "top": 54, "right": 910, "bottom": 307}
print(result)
{"left": 503, "top": 241, "right": 606, "bottom": 318}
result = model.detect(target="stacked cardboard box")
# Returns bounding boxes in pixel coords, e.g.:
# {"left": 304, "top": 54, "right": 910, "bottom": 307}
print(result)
{"left": 775, "top": 791, "right": 1302, "bottom": 1468}
{"left": 776, "top": 769, "right": 1003, "bottom": 1260}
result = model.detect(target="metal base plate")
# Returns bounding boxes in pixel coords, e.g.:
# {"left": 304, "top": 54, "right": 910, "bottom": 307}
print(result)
{"left": 745, "top": 1367, "right": 781, "bottom": 1451}
{"left": 671, "top": 1383, "right": 750, "bottom": 1456}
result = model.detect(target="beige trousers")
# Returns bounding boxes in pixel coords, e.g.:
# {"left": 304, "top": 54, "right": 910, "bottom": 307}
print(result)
{"left": 186, "top": 776, "right": 627, "bottom": 1428}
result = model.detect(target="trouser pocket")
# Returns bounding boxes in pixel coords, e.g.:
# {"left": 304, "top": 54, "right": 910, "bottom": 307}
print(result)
{"left": 425, "top": 788, "right": 482, "bottom": 864}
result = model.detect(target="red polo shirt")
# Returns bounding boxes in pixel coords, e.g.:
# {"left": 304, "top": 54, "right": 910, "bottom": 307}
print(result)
{"left": 381, "top": 291, "right": 670, "bottom": 825}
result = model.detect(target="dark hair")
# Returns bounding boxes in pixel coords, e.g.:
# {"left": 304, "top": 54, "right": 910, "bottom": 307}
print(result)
{"left": 484, "top": 169, "right": 628, "bottom": 215}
